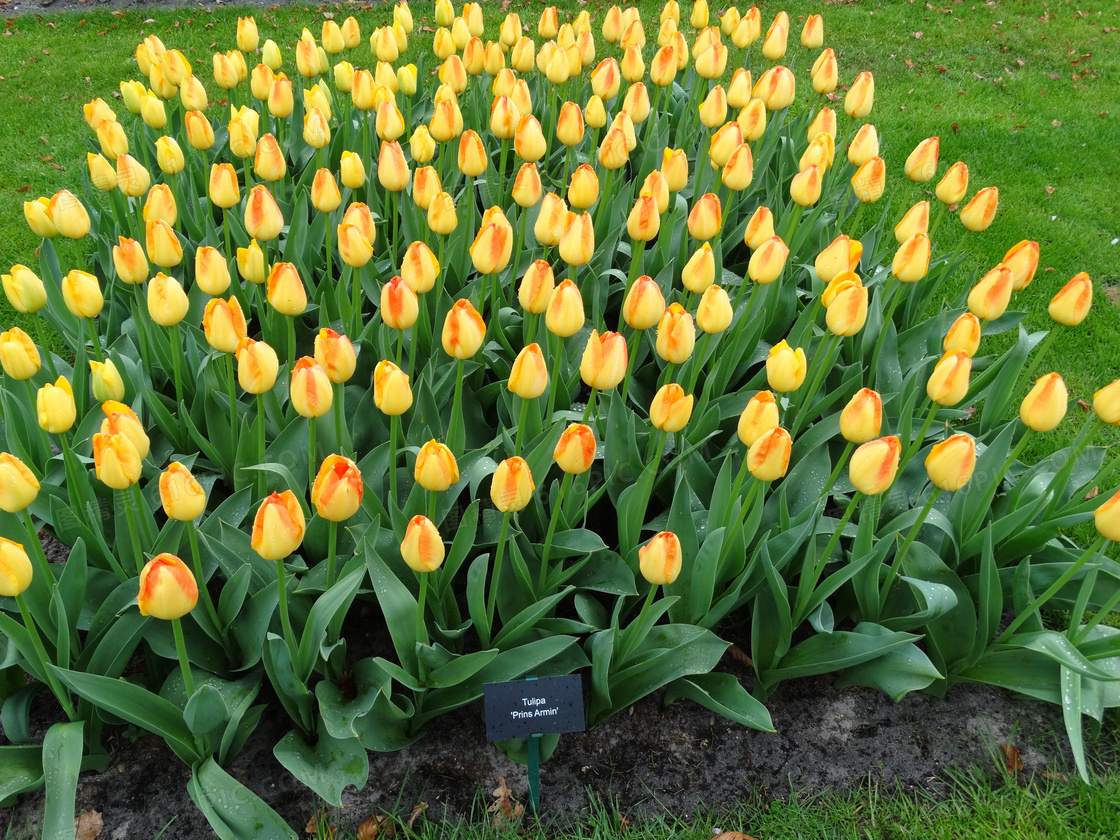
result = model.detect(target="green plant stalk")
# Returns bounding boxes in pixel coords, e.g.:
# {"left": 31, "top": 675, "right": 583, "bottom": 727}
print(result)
{"left": 868, "top": 279, "right": 907, "bottom": 387}
{"left": 618, "top": 239, "right": 647, "bottom": 331}
{"left": 791, "top": 332, "right": 840, "bottom": 437}
{"left": 308, "top": 417, "right": 317, "bottom": 494}
{"left": 16, "top": 594, "right": 76, "bottom": 721}
{"left": 781, "top": 202, "right": 806, "bottom": 245}
{"left": 388, "top": 414, "right": 399, "bottom": 505}
{"left": 684, "top": 331, "right": 714, "bottom": 397}
{"left": 514, "top": 394, "right": 532, "bottom": 457}
{"left": 333, "top": 382, "right": 347, "bottom": 458}
{"left": 255, "top": 393, "right": 266, "bottom": 499}
{"left": 1017, "top": 328, "right": 1059, "bottom": 394}
{"left": 927, "top": 201, "right": 948, "bottom": 243}
{"left": 286, "top": 314, "right": 297, "bottom": 373}
{"left": 448, "top": 359, "right": 466, "bottom": 454}
{"left": 395, "top": 328, "right": 404, "bottom": 367}
{"left": 24, "top": 379, "right": 53, "bottom": 464}
{"left": 390, "top": 191, "right": 399, "bottom": 264}
{"left": 581, "top": 387, "right": 599, "bottom": 426}
{"left": 646, "top": 429, "right": 668, "bottom": 481}
{"left": 226, "top": 353, "right": 238, "bottom": 452}
{"left": 81, "top": 316, "right": 104, "bottom": 363}
{"left": 171, "top": 616, "right": 195, "bottom": 698}
{"left": 1074, "top": 584, "right": 1120, "bottom": 644}
{"left": 22, "top": 510, "right": 56, "bottom": 594}
{"left": 350, "top": 265, "right": 363, "bottom": 339}
{"left": 324, "top": 212, "right": 333, "bottom": 287}
{"left": 1065, "top": 565, "right": 1099, "bottom": 644}
{"left": 846, "top": 200, "right": 867, "bottom": 239}
{"left": 718, "top": 476, "right": 763, "bottom": 567}
{"left": 121, "top": 486, "right": 145, "bottom": 576}
{"left": 996, "top": 535, "right": 1109, "bottom": 644}
{"left": 326, "top": 520, "right": 338, "bottom": 590}
{"left": 1041, "top": 412, "right": 1101, "bottom": 519}
{"left": 795, "top": 492, "right": 862, "bottom": 624}
{"left": 416, "top": 571, "right": 430, "bottom": 651}
{"left": 497, "top": 138, "right": 510, "bottom": 202}
{"left": 619, "top": 328, "right": 640, "bottom": 407}
{"left": 275, "top": 558, "right": 297, "bottom": 664}
{"left": 966, "top": 428, "right": 1033, "bottom": 539}
{"left": 538, "top": 470, "right": 574, "bottom": 594}
{"left": 57, "top": 433, "right": 96, "bottom": 542}
{"left": 879, "top": 486, "right": 943, "bottom": 614}
{"left": 484, "top": 511, "right": 513, "bottom": 649}
{"left": 509, "top": 209, "right": 528, "bottom": 307}
{"left": 820, "top": 442, "right": 855, "bottom": 503}
{"left": 186, "top": 526, "right": 224, "bottom": 645}
{"left": 545, "top": 334, "right": 566, "bottom": 424}
{"left": 617, "top": 583, "right": 660, "bottom": 664}
{"left": 426, "top": 491, "right": 437, "bottom": 526}
{"left": 169, "top": 323, "right": 184, "bottom": 406}
{"left": 902, "top": 400, "right": 941, "bottom": 470}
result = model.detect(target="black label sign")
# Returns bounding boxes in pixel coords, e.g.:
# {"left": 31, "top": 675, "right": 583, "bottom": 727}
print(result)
{"left": 483, "top": 675, "right": 585, "bottom": 741}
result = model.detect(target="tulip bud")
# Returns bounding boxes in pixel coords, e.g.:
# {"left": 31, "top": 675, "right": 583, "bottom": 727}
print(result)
{"left": 697, "top": 286, "right": 733, "bottom": 335}
{"left": 203, "top": 296, "right": 248, "bottom": 353}
{"left": 507, "top": 344, "right": 548, "bottom": 400}
{"left": 1048, "top": 272, "right": 1092, "bottom": 327}
{"left": 88, "top": 358, "right": 126, "bottom": 403}
{"left": 381, "top": 276, "right": 419, "bottom": 331}
{"left": 516, "top": 261, "right": 554, "bottom": 316}
{"left": 97, "top": 119, "right": 129, "bottom": 161}
{"left": 839, "top": 388, "right": 883, "bottom": 444}
{"left": 585, "top": 95, "right": 608, "bottom": 130}
{"left": 442, "top": 300, "right": 486, "bottom": 359}
{"left": 598, "top": 127, "right": 630, "bottom": 170}
{"left": 534, "top": 193, "right": 568, "bottom": 248}
{"left": 639, "top": 531, "right": 683, "bottom": 586}
{"left": 649, "top": 384, "right": 694, "bottom": 433}
{"left": 471, "top": 218, "right": 514, "bottom": 276}
{"left": 415, "top": 441, "right": 460, "bottom": 492}
{"left": 659, "top": 147, "right": 688, "bottom": 193}
{"left": 737, "top": 209, "right": 774, "bottom": 254}
{"left": 960, "top": 187, "right": 999, "bottom": 232}
{"left": 851, "top": 157, "right": 886, "bottom": 203}
{"left": 47, "top": 190, "right": 91, "bottom": 239}
{"left": 310, "top": 455, "right": 363, "bottom": 522}
{"left": 61, "top": 269, "right": 104, "bottom": 319}
{"left": 253, "top": 134, "right": 286, "bottom": 181}
{"left": 926, "top": 351, "right": 972, "bottom": 407}
{"left": 656, "top": 303, "right": 695, "bottom": 364}
{"left": 1093, "top": 378, "right": 1120, "bottom": 426}
{"left": 0, "top": 539, "right": 33, "bottom": 598}
{"left": 559, "top": 211, "right": 595, "bottom": 267}
{"left": 267, "top": 262, "right": 307, "bottom": 316}
{"left": 895, "top": 201, "right": 930, "bottom": 245}
{"left": 563, "top": 165, "right": 598, "bottom": 211}
{"left": 789, "top": 164, "right": 823, "bottom": 207}
{"left": 203, "top": 163, "right": 240, "bottom": 210}
{"left": 845, "top": 71, "right": 875, "bottom": 119}
{"left": 0, "top": 327, "right": 40, "bottom": 382}
{"left": 159, "top": 462, "right": 207, "bottom": 522}
{"left": 397, "top": 241, "right": 438, "bottom": 295}
{"left": 762, "top": 21, "right": 787, "bottom": 61}
{"left": 623, "top": 275, "right": 667, "bottom": 330}
{"left": 923, "top": 433, "right": 977, "bottom": 492}
{"left": 936, "top": 161, "right": 969, "bottom": 206}
{"left": 235, "top": 239, "right": 266, "bottom": 285}
{"left": 24, "top": 198, "right": 57, "bottom": 238}
{"left": 491, "top": 456, "right": 535, "bottom": 512}
{"left": 766, "top": 341, "right": 807, "bottom": 393}
{"left": 514, "top": 115, "right": 547, "bottom": 162}
{"left": 1018, "top": 373, "right": 1068, "bottom": 433}
{"left": 640, "top": 169, "right": 670, "bottom": 216}
{"left": 290, "top": 357, "right": 334, "bottom": 419}
{"left": 745, "top": 426, "right": 791, "bottom": 482}
{"left": 507, "top": 163, "right": 542, "bottom": 210}
{"left": 2, "top": 265, "right": 47, "bottom": 314}
{"left": 994, "top": 241, "right": 1039, "bottom": 294}
{"left": 0, "top": 451, "right": 39, "bottom": 513}
{"left": 427, "top": 192, "right": 458, "bottom": 236}
{"left": 1094, "top": 489, "right": 1120, "bottom": 542}
{"left": 310, "top": 329, "right": 356, "bottom": 386}
{"left": 251, "top": 490, "right": 306, "bottom": 561}
{"left": 378, "top": 140, "right": 410, "bottom": 192}
{"left": 135, "top": 554, "right": 198, "bottom": 621}
{"left": 735, "top": 99, "right": 767, "bottom": 142}
{"left": 967, "top": 265, "right": 1013, "bottom": 322}
{"left": 850, "top": 436, "right": 901, "bottom": 496}
{"left": 892, "top": 234, "right": 931, "bottom": 283}
{"left": 97, "top": 401, "right": 148, "bottom": 462}
{"left": 401, "top": 515, "right": 445, "bottom": 573}
{"left": 244, "top": 185, "right": 283, "bottom": 241}
{"left": 746, "top": 236, "right": 789, "bottom": 286}
{"left": 336, "top": 222, "right": 373, "bottom": 270}
{"left": 542, "top": 278, "right": 583, "bottom": 339}
{"left": 549, "top": 423, "right": 595, "bottom": 475}
{"left": 146, "top": 273, "right": 189, "bottom": 327}
{"left": 687, "top": 193, "right": 723, "bottom": 241}
{"left": 580, "top": 330, "right": 628, "bottom": 391}
{"left": 92, "top": 430, "right": 141, "bottom": 489}
{"left": 824, "top": 276, "right": 868, "bottom": 337}
{"left": 848, "top": 123, "right": 880, "bottom": 168}
{"left": 753, "top": 65, "right": 796, "bottom": 111}
{"left": 235, "top": 338, "right": 279, "bottom": 395}
{"left": 87, "top": 152, "right": 117, "bottom": 191}
{"left": 943, "top": 313, "right": 982, "bottom": 358}
{"left": 904, "top": 137, "right": 940, "bottom": 183}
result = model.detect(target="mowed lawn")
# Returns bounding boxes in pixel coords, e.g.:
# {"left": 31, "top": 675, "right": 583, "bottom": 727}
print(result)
{"left": 1, "top": 0, "right": 1118, "bottom": 465}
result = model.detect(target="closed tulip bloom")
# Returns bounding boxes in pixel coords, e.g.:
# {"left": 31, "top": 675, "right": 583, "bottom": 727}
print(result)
{"left": 967, "top": 265, "right": 1013, "bottom": 321}
{"left": 87, "top": 152, "right": 117, "bottom": 191}
{"left": 507, "top": 344, "right": 549, "bottom": 400}
{"left": 722, "top": 68, "right": 752, "bottom": 110}
{"left": 679, "top": 243, "right": 715, "bottom": 295}
{"left": 934, "top": 307, "right": 980, "bottom": 357}
{"left": 206, "top": 163, "right": 240, "bottom": 210}
{"left": 302, "top": 106, "right": 330, "bottom": 150}
{"left": 423, "top": 192, "right": 456, "bottom": 236}
{"left": 922, "top": 433, "right": 976, "bottom": 492}
{"left": 753, "top": 65, "right": 796, "bottom": 110}
{"left": 375, "top": 101, "right": 405, "bottom": 142}
{"left": 2, "top": 265, "right": 47, "bottom": 314}
{"left": 47, "top": 190, "right": 91, "bottom": 239}
{"left": 295, "top": 37, "right": 319, "bottom": 79}
{"left": 236, "top": 16, "right": 259, "bottom": 52}
{"left": 456, "top": 130, "right": 488, "bottom": 177}
{"left": 184, "top": 111, "right": 216, "bottom": 152}
{"left": 901, "top": 136, "right": 939, "bottom": 184}
{"left": 799, "top": 133, "right": 834, "bottom": 172}
{"left": 506, "top": 164, "right": 541, "bottom": 210}
{"left": 850, "top": 436, "right": 901, "bottom": 495}
{"left": 310, "top": 455, "right": 363, "bottom": 522}
{"left": 545, "top": 278, "right": 585, "bottom": 338}
{"left": 790, "top": 165, "right": 823, "bottom": 207}
{"left": 512, "top": 115, "right": 547, "bottom": 163}
{"left": 471, "top": 218, "right": 515, "bottom": 276}
{"left": 402, "top": 515, "right": 445, "bottom": 572}
{"left": 639, "top": 170, "right": 670, "bottom": 217}
{"left": 813, "top": 235, "right": 858, "bottom": 283}
{"left": 247, "top": 135, "right": 284, "bottom": 183}
{"left": 442, "top": 300, "right": 486, "bottom": 359}
{"left": 145, "top": 219, "right": 182, "bottom": 269}
{"left": 415, "top": 440, "right": 460, "bottom": 492}
{"left": 895, "top": 201, "right": 930, "bottom": 244}
{"left": 92, "top": 431, "right": 141, "bottom": 489}
{"left": 491, "top": 457, "right": 535, "bottom": 512}
{"left": 380, "top": 276, "right": 418, "bottom": 330}
{"left": 533, "top": 193, "right": 567, "bottom": 247}
{"left": 926, "top": 351, "right": 972, "bottom": 406}
{"left": 559, "top": 212, "right": 595, "bottom": 266}
{"left": 203, "top": 296, "right": 248, "bottom": 353}
{"left": 960, "top": 187, "right": 999, "bottom": 232}
{"left": 159, "top": 462, "right": 206, "bottom": 522}
{"left": 651, "top": 45, "right": 678, "bottom": 86}
{"left": 1093, "top": 489, "right": 1120, "bottom": 542}
{"left": 657, "top": 148, "right": 686, "bottom": 193}
{"left": 153, "top": 137, "right": 185, "bottom": 177}
{"left": 0, "top": 328, "right": 40, "bottom": 380}
{"left": 178, "top": 74, "right": 208, "bottom": 112}
{"left": 399, "top": 241, "right": 439, "bottom": 294}
{"left": 89, "top": 358, "right": 126, "bottom": 403}
{"left": 0, "top": 539, "right": 33, "bottom": 598}
{"left": 617, "top": 45, "right": 643, "bottom": 84}
{"left": 321, "top": 19, "right": 344, "bottom": 54}
{"left": 111, "top": 237, "right": 148, "bottom": 286}
{"left": 147, "top": 273, "right": 189, "bottom": 327}
{"left": 762, "top": 21, "right": 787, "bottom": 60}
{"left": 936, "top": 161, "right": 969, "bottom": 205}
{"left": 309, "top": 169, "right": 340, "bottom": 213}
{"left": 289, "top": 357, "right": 334, "bottom": 418}
{"left": 687, "top": 193, "right": 723, "bottom": 241}
{"left": 766, "top": 341, "right": 807, "bottom": 393}
{"left": 892, "top": 234, "right": 931, "bottom": 283}
{"left": 260, "top": 39, "right": 281, "bottom": 71}
{"left": 338, "top": 151, "right": 365, "bottom": 190}
{"left": 135, "top": 554, "right": 198, "bottom": 620}
{"left": 96, "top": 119, "right": 128, "bottom": 161}
{"left": 412, "top": 167, "right": 442, "bottom": 212}
{"left": 624, "top": 275, "right": 666, "bottom": 330}
{"left": 847, "top": 123, "right": 880, "bottom": 167}
{"left": 429, "top": 97, "right": 464, "bottom": 144}
{"left": 748, "top": 236, "right": 789, "bottom": 285}
{"left": 244, "top": 185, "right": 283, "bottom": 241}
{"left": 695, "top": 40, "right": 727, "bottom": 79}
{"left": 565, "top": 164, "right": 599, "bottom": 211}
{"left": 251, "top": 490, "right": 306, "bottom": 561}
{"left": 743, "top": 207, "right": 775, "bottom": 251}
{"left": 236, "top": 239, "right": 267, "bottom": 285}
{"left": 462, "top": 38, "right": 485, "bottom": 75}
{"left": 374, "top": 140, "right": 408, "bottom": 192}
{"left": 697, "top": 286, "right": 733, "bottom": 334}
{"left": 581, "top": 330, "right": 628, "bottom": 391}
{"left": 650, "top": 384, "right": 694, "bottom": 433}
{"left": 490, "top": 95, "right": 520, "bottom": 139}
{"left": 806, "top": 110, "right": 837, "bottom": 146}
{"left": 598, "top": 128, "right": 630, "bottom": 170}
{"left": 0, "top": 453, "right": 39, "bottom": 514}
{"left": 824, "top": 277, "right": 868, "bottom": 337}
{"left": 24, "top": 198, "right": 58, "bottom": 238}
{"left": 510, "top": 36, "right": 536, "bottom": 73}
{"left": 844, "top": 71, "right": 875, "bottom": 119}
{"left": 852, "top": 157, "right": 886, "bottom": 203}
{"left": 341, "top": 15, "right": 361, "bottom": 48}
{"left": 99, "top": 401, "right": 150, "bottom": 460}
{"left": 212, "top": 52, "right": 240, "bottom": 90}
{"left": 548, "top": 422, "right": 595, "bottom": 475}
{"left": 1020, "top": 373, "right": 1068, "bottom": 432}
{"left": 235, "top": 338, "right": 279, "bottom": 394}
{"left": 656, "top": 303, "right": 696, "bottom": 364}
{"left": 1049, "top": 272, "right": 1092, "bottom": 326}
{"left": 518, "top": 261, "right": 555, "bottom": 315}
{"left": 734, "top": 391, "right": 779, "bottom": 447}
{"left": 552, "top": 101, "right": 584, "bottom": 147}
{"left": 1093, "top": 378, "right": 1120, "bottom": 425}
{"left": 312, "top": 329, "right": 356, "bottom": 384}
{"left": 639, "top": 531, "right": 683, "bottom": 586}
{"left": 267, "top": 263, "right": 307, "bottom": 316}
{"left": 62, "top": 269, "right": 104, "bottom": 318}
{"left": 120, "top": 80, "right": 146, "bottom": 114}
{"left": 584, "top": 96, "right": 608, "bottom": 132}
{"left": 736, "top": 99, "right": 767, "bottom": 142}
{"left": 722, "top": 144, "right": 755, "bottom": 192}
{"left": 838, "top": 388, "right": 882, "bottom": 444}
{"left": 84, "top": 96, "right": 117, "bottom": 129}
{"left": 350, "top": 70, "right": 375, "bottom": 110}
{"left": 994, "top": 241, "right": 1038, "bottom": 293}
{"left": 708, "top": 120, "right": 741, "bottom": 165}
{"left": 745, "top": 426, "right": 791, "bottom": 482}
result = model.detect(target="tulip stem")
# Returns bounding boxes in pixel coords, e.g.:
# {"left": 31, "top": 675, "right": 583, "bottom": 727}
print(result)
{"left": 286, "top": 314, "right": 297, "bottom": 373}
{"left": 255, "top": 393, "right": 267, "bottom": 499}
{"left": 1074, "top": 577, "right": 1120, "bottom": 645}
{"left": 514, "top": 395, "right": 532, "bottom": 457}
{"left": 869, "top": 280, "right": 907, "bottom": 389}
{"left": 308, "top": 418, "right": 317, "bottom": 494}
{"left": 646, "top": 429, "right": 668, "bottom": 477}
{"left": 15, "top": 594, "right": 75, "bottom": 721}
{"left": 21, "top": 510, "right": 55, "bottom": 594}
{"left": 719, "top": 477, "right": 763, "bottom": 568}
{"left": 618, "top": 583, "right": 660, "bottom": 664}
{"left": 223, "top": 210, "right": 233, "bottom": 270}
{"left": 171, "top": 617, "right": 195, "bottom": 698}
{"left": 169, "top": 324, "right": 184, "bottom": 406}
{"left": 791, "top": 333, "right": 840, "bottom": 437}
{"left": 1018, "top": 329, "right": 1059, "bottom": 395}
{"left": 326, "top": 520, "right": 338, "bottom": 590}
{"left": 275, "top": 558, "right": 297, "bottom": 663}
{"left": 333, "top": 383, "right": 347, "bottom": 458}
{"left": 619, "top": 329, "right": 639, "bottom": 408}
{"left": 684, "top": 332, "right": 714, "bottom": 398}
{"left": 545, "top": 335, "right": 565, "bottom": 424}
{"left": 510, "top": 210, "right": 528, "bottom": 307}
{"left": 581, "top": 388, "right": 599, "bottom": 427}
{"left": 484, "top": 511, "right": 513, "bottom": 649}
{"left": 819, "top": 441, "right": 856, "bottom": 502}
{"left": 997, "top": 536, "right": 1109, "bottom": 645}
{"left": 187, "top": 526, "right": 225, "bottom": 646}
{"left": 226, "top": 354, "right": 238, "bottom": 465}
{"left": 390, "top": 191, "right": 399, "bottom": 265}
{"left": 351, "top": 265, "right": 363, "bottom": 339}
{"left": 879, "top": 486, "right": 943, "bottom": 615}
{"left": 498, "top": 138, "right": 510, "bottom": 202}
{"left": 325, "top": 214, "right": 333, "bottom": 286}
{"left": 25, "top": 379, "right": 53, "bottom": 465}
{"left": 619, "top": 240, "right": 647, "bottom": 331}
{"left": 539, "top": 471, "right": 574, "bottom": 594}
{"left": 447, "top": 359, "right": 466, "bottom": 454}
{"left": 847, "top": 201, "right": 867, "bottom": 239}
{"left": 795, "top": 492, "right": 862, "bottom": 625}
{"left": 781, "top": 203, "right": 806, "bottom": 245}
{"left": 902, "top": 401, "right": 941, "bottom": 470}
{"left": 83, "top": 317, "right": 104, "bottom": 362}
{"left": 388, "top": 414, "right": 399, "bottom": 505}
{"left": 121, "top": 487, "right": 145, "bottom": 576}
{"left": 416, "top": 572, "right": 430, "bottom": 653}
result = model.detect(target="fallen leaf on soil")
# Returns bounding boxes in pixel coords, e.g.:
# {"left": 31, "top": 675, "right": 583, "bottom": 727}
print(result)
{"left": 1041, "top": 770, "right": 1070, "bottom": 783}
{"left": 1001, "top": 743, "right": 1023, "bottom": 773}
{"left": 305, "top": 809, "right": 336, "bottom": 839}
{"left": 49, "top": 162, "right": 66, "bottom": 171}
{"left": 406, "top": 803, "right": 427, "bottom": 831}
{"left": 618, "top": 812, "right": 631, "bottom": 831}
{"left": 951, "top": 122, "right": 960, "bottom": 133}
{"left": 74, "top": 810, "right": 103, "bottom": 840}
{"left": 489, "top": 777, "right": 525, "bottom": 829}
{"left": 356, "top": 813, "right": 394, "bottom": 839}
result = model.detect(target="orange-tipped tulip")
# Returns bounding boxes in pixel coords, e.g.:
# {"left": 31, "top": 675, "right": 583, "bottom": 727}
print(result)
{"left": 1049, "top": 272, "right": 1092, "bottom": 326}
{"left": 850, "top": 436, "right": 901, "bottom": 496}
{"left": 943, "top": 313, "right": 982, "bottom": 358}
{"left": 1093, "top": 378, "right": 1120, "bottom": 425}
{"left": 967, "top": 265, "right": 1013, "bottom": 322}
{"left": 650, "top": 383, "right": 694, "bottom": 433}
{"left": 92, "top": 431, "right": 141, "bottom": 489}
{"left": 61, "top": 269, "right": 104, "bottom": 319}
{"left": 512, "top": 162, "right": 543, "bottom": 208}
{"left": 892, "top": 234, "right": 931, "bottom": 283}
{"left": 1002, "top": 240, "right": 1040, "bottom": 291}
{"left": 314, "top": 329, "right": 356, "bottom": 384}
{"left": 401, "top": 515, "right": 445, "bottom": 572}
{"left": 244, "top": 185, "right": 283, "bottom": 241}
{"left": 519, "top": 261, "right": 555, "bottom": 315}
{"left": 904, "top": 137, "right": 940, "bottom": 183}
{"left": 744, "top": 206, "right": 776, "bottom": 250}
{"left": 624, "top": 275, "right": 667, "bottom": 330}
{"left": 137, "top": 554, "right": 198, "bottom": 620}
{"left": 752, "top": 65, "right": 796, "bottom": 110}
{"left": 925, "top": 434, "right": 977, "bottom": 492}
{"left": 442, "top": 299, "right": 486, "bottom": 359}
{"left": 554, "top": 423, "right": 597, "bottom": 474}
{"left": 824, "top": 275, "right": 868, "bottom": 337}
{"left": 748, "top": 236, "right": 789, "bottom": 285}
{"left": 147, "top": 273, "right": 189, "bottom": 327}
{"left": 312, "top": 455, "right": 364, "bottom": 521}
{"left": 546, "top": 278, "right": 586, "bottom": 338}
{"left": 845, "top": 71, "right": 875, "bottom": 118}
{"left": 840, "top": 388, "right": 883, "bottom": 444}
{"left": 1094, "top": 489, "right": 1120, "bottom": 541}
{"left": 639, "top": 531, "right": 683, "bottom": 586}
{"left": 926, "top": 351, "right": 972, "bottom": 407}
{"left": 266, "top": 262, "right": 307, "bottom": 316}
{"left": 159, "top": 462, "right": 207, "bottom": 521}
{"left": 380, "top": 276, "right": 419, "bottom": 330}
{"left": 471, "top": 217, "right": 514, "bottom": 275}
{"left": 687, "top": 193, "right": 723, "bottom": 241}
{"left": 1020, "top": 373, "right": 1068, "bottom": 432}
{"left": 580, "top": 330, "right": 628, "bottom": 391}
{"left": 697, "top": 285, "right": 733, "bottom": 334}
{"left": 748, "top": 426, "right": 792, "bottom": 481}
{"left": 491, "top": 456, "right": 535, "bottom": 512}
{"left": 291, "top": 357, "right": 334, "bottom": 418}
{"left": 656, "top": 303, "right": 695, "bottom": 364}
{"left": 960, "top": 187, "right": 999, "bottom": 232}
{"left": 508, "top": 344, "right": 549, "bottom": 400}
{"left": 766, "top": 341, "right": 806, "bottom": 393}
{"left": 737, "top": 391, "right": 780, "bottom": 447}
{"left": 415, "top": 441, "right": 460, "bottom": 492}
{"left": 852, "top": 157, "right": 886, "bottom": 203}
{"left": 0, "top": 453, "right": 40, "bottom": 514}
{"left": 203, "top": 296, "right": 248, "bottom": 353}
{"left": 251, "top": 490, "right": 306, "bottom": 561}
{"left": 559, "top": 211, "right": 595, "bottom": 266}
{"left": 895, "top": 201, "right": 930, "bottom": 244}
{"left": 936, "top": 161, "right": 969, "bottom": 206}
{"left": 682, "top": 243, "right": 716, "bottom": 294}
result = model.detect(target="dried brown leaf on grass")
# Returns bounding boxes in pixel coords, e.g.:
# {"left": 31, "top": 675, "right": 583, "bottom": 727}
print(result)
{"left": 306, "top": 808, "right": 337, "bottom": 839}
{"left": 407, "top": 803, "right": 428, "bottom": 831}
{"left": 489, "top": 777, "right": 525, "bottom": 830}
{"left": 356, "top": 813, "right": 395, "bottom": 840}
{"left": 74, "top": 810, "right": 103, "bottom": 840}
{"left": 712, "top": 832, "right": 758, "bottom": 840}
{"left": 1001, "top": 743, "right": 1024, "bottom": 774}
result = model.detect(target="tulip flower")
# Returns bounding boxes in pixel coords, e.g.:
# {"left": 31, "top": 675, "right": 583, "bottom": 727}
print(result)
{"left": 848, "top": 124, "right": 880, "bottom": 167}
{"left": 92, "top": 430, "right": 142, "bottom": 490}
{"left": 926, "top": 351, "right": 972, "bottom": 407}
{"left": 943, "top": 313, "right": 982, "bottom": 357}
{"left": 639, "top": 532, "right": 683, "bottom": 586}
{"left": 960, "top": 187, "right": 999, "bottom": 232}
{"left": 203, "top": 296, "right": 248, "bottom": 353}
{"left": 936, "top": 162, "right": 969, "bottom": 206}
{"left": 925, "top": 434, "right": 977, "bottom": 492}
{"left": 0, "top": 453, "right": 40, "bottom": 514}
{"left": 291, "top": 357, "right": 334, "bottom": 419}
{"left": 697, "top": 286, "right": 733, "bottom": 335}
{"left": 748, "top": 237, "right": 789, "bottom": 285}
{"left": 1094, "top": 489, "right": 1120, "bottom": 542}
{"left": 743, "top": 207, "right": 776, "bottom": 251}
{"left": 159, "top": 462, "right": 207, "bottom": 522}
{"left": 442, "top": 300, "right": 486, "bottom": 359}
{"left": 401, "top": 515, "right": 445, "bottom": 573}
{"left": 624, "top": 276, "right": 667, "bottom": 330}
{"left": 254, "top": 134, "right": 286, "bottom": 181}
{"left": 824, "top": 275, "right": 868, "bottom": 337}
{"left": 535, "top": 193, "right": 569, "bottom": 247}
{"left": 251, "top": 490, "right": 306, "bottom": 561}
{"left": 790, "top": 165, "right": 823, "bottom": 207}
{"left": 680, "top": 243, "right": 715, "bottom": 295}
{"left": 747, "top": 427, "right": 792, "bottom": 482}
{"left": 839, "top": 388, "right": 883, "bottom": 444}
{"left": 559, "top": 211, "right": 595, "bottom": 267}
{"left": 46, "top": 190, "right": 91, "bottom": 240}
{"left": 766, "top": 341, "right": 807, "bottom": 393}
{"left": 194, "top": 246, "right": 231, "bottom": 296}
{"left": 845, "top": 71, "right": 875, "bottom": 118}
{"left": 100, "top": 401, "right": 150, "bottom": 460}
{"left": 753, "top": 65, "right": 796, "bottom": 111}
{"left": 400, "top": 242, "right": 439, "bottom": 294}
{"left": 509, "top": 344, "right": 549, "bottom": 402}
{"left": 850, "top": 436, "right": 901, "bottom": 496}
{"left": 514, "top": 115, "right": 547, "bottom": 162}
{"left": 1049, "top": 272, "right": 1092, "bottom": 326}
{"left": 491, "top": 457, "right": 535, "bottom": 513}
{"left": 314, "top": 329, "right": 357, "bottom": 386}
{"left": 1, "top": 266, "right": 47, "bottom": 314}
{"left": 96, "top": 119, "right": 128, "bottom": 160}
{"left": 650, "top": 384, "right": 694, "bottom": 433}
{"left": 147, "top": 273, "right": 189, "bottom": 327}
{"left": 580, "top": 330, "right": 628, "bottom": 391}
{"left": 427, "top": 192, "right": 458, "bottom": 236}
{"left": 554, "top": 424, "right": 596, "bottom": 475}
{"left": 736, "top": 99, "right": 767, "bottom": 142}
{"left": 312, "top": 455, "right": 363, "bottom": 522}
{"left": 688, "top": 193, "right": 723, "bottom": 241}
{"left": 381, "top": 276, "right": 419, "bottom": 331}
{"left": 235, "top": 338, "right": 279, "bottom": 394}
{"left": 0, "top": 328, "right": 41, "bottom": 381}
{"left": 267, "top": 262, "right": 307, "bottom": 316}
{"left": 892, "top": 234, "right": 931, "bottom": 283}
{"left": 519, "top": 261, "right": 555, "bottom": 315}
{"left": 244, "top": 185, "right": 283, "bottom": 241}
{"left": 656, "top": 303, "right": 696, "bottom": 365}
{"left": 310, "top": 169, "right": 341, "bottom": 214}
{"left": 904, "top": 137, "right": 940, "bottom": 183}
{"left": 967, "top": 265, "right": 1013, "bottom": 322}
{"left": 1094, "top": 378, "right": 1120, "bottom": 426}
{"left": 598, "top": 128, "right": 629, "bottom": 170}
{"left": 0, "top": 538, "right": 33, "bottom": 599}
{"left": 87, "top": 153, "right": 117, "bottom": 191}
{"left": 185, "top": 111, "right": 216, "bottom": 151}
{"left": 415, "top": 441, "right": 460, "bottom": 492}
{"left": 137, "top": 554, "right": 198, "bottom": 621}
{"left": 852, "top": 157, "right": 886, "bottom": 203}
{"left": 471, "top": 217, "right": 514, "bottom": 277}
{"left": 568, "top": 165, "right": 600, "bottom": 210}
{"left": 1020, "top": 373, "right": 1068, "bottom": 432}
{"left": 512, "top": 163, "right": 543, "bottom": 208}
{"left": 89, "top": 358, "right": 125, "bottom": 403}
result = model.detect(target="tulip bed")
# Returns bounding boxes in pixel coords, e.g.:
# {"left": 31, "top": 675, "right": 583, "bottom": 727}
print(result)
{"left": 2, "top": 1, "right": 1120, "bottom": 835}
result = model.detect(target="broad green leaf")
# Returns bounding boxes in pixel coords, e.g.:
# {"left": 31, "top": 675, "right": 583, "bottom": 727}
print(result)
{"left": 665, "top": 674, "right": 775, "bottom": 732}
{"left": 769, "top": 626, "right": 921, "bottom": 682}
{"left": 42, "top": 721, "right": 84, "bottom": 840}
{"left": 274, "top": 720, "right": 369, "bottom": 807}
{"left": 188, "top": 758, "right": 298, "bottom": 840}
